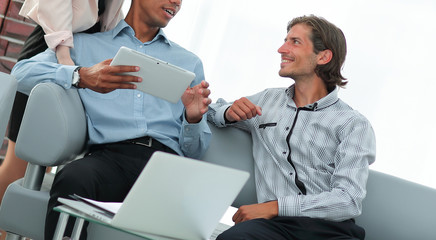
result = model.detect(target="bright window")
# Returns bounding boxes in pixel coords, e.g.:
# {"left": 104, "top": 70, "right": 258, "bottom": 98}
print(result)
{"left": 124, "top": 0, "right": 436, "bottom": 189}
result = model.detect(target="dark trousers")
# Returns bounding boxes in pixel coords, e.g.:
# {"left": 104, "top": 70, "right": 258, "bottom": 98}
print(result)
{"left": 217, "top": 216, "right": 365, "bottom": 240}
{"left": 44, "top": 140, "right": 176, "bottom": 240}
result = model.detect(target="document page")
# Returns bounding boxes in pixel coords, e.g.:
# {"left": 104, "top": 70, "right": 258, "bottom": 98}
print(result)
{"left": 72, "top": 194, "right": 122, "bottom": 215}
{"left": 219, "top": 206, "right": 237, "bottom": 226}
{"left": 210, "top": 206, "right": 238, "bottom": 240}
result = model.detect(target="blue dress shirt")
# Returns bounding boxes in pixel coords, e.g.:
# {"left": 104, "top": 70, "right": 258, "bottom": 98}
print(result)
{"left": 12, "top": 20, "right": 211, "bottom": 159}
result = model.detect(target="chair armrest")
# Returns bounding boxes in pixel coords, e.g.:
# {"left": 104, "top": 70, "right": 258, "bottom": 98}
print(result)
{"left": 15, "top": 82, "right": 87, "bottom": 166}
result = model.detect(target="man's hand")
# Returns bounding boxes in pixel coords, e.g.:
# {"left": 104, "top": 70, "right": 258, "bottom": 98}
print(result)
{"left": 182, "top": 80, "right": 211, "bottom": 123}
{"left": 232, "top": 201, "right": 278, "bottom": 224}
{"left": 77, "top": 59, "right": 141, "bottom": 93}
{"left": 225, "top": 97, "right": 262, "bottom": 122}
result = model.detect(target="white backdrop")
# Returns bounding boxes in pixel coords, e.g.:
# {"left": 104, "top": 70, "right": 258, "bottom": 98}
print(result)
{"left": 123, "top": 0, "right": 436, "bottom": 189}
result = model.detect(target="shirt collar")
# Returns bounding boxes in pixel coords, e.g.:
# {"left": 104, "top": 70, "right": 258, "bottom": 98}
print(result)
{"left": 285, "top": 84, "right": 339, "bottom": 110}
{"left": 111, "top": 20, "right": 172, "bottom": 46}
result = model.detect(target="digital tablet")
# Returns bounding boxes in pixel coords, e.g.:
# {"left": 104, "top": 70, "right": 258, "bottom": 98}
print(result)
{"left": 110, "top": 46, "right": 196, "bottom": 103}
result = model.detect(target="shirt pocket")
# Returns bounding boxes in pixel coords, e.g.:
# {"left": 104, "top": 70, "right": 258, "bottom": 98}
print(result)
{"left": 82, "top": 88, "right": 121, "bottom": 99}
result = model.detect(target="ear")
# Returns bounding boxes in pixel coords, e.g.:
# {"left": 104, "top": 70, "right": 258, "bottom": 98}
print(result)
{"left": 317, "top": 49, "right": 333, "bottom": 65}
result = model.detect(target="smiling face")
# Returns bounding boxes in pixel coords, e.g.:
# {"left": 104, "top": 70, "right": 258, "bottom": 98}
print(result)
{"left": 139, "top": 0, "right": 182, "bottom": 28}
{"left": 277, "top": 23, "right": 320, "bottom": 81}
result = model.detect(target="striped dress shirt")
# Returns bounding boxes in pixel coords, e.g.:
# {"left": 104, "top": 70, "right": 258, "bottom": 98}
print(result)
{"left": 208, "top": 85, "right": 376, "bottom": 221}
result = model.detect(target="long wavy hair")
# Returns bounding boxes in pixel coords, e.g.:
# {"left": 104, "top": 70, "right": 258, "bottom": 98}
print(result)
{"left": 288, "top": 15, "right": 348, "bottom": 91}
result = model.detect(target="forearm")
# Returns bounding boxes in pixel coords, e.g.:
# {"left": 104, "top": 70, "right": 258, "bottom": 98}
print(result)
{"left": 11, "top": 52, "right": 77, "bottom": 94}
{"left": 277, "top": 164, "right": 370, "bottom": 221}
{"left": 278, "top": 187, "right": 365, "bottom": 221}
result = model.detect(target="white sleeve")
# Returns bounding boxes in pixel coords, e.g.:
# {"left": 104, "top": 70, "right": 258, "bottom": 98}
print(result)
{"left": 30, "top": 0, "right": 98, "bottom": 49}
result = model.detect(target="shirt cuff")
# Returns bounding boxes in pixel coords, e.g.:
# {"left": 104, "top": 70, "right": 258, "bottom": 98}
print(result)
{"left": 213, "top": 105, "right": 231, "bottom": 127}
{"left": 181, "top": 111, "right": 206, "bottom": 138}
{"left": 181, "top": 114, "right": 207, "bottom": 152}
{"left": 44, "top": 31, "right": 74, "bottom": 50}
{"left": 56, "top": 65, "right": 79, "bottom": 89}
{"left": 277, "top": 195, "right": 301, "bottom": 217}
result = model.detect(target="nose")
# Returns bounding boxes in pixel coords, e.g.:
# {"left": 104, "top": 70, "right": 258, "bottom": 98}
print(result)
{"left": 169, "top": 0, "right": 182, "bottom": 5}
{"left": 278, "top": 42, "right": 287, "bottom": 54}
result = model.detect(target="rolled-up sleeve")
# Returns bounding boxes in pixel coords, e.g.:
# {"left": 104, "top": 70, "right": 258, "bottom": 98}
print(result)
{"left": 11, "top": 49, "right": 77, "bottom": 95}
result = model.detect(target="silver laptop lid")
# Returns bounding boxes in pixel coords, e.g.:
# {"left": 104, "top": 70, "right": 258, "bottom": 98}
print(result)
{"left": 112, "top": 151, "right": 249, "bottom": 240}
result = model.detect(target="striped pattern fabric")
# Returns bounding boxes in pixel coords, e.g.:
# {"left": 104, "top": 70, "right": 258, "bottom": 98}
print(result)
{"left": 208, "top": 85, "right": 376, "bottom": 222}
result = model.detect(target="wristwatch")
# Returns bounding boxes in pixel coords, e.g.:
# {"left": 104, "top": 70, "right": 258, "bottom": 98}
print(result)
{"left": 72, "top": 67, "right": 82, "bottom": 88}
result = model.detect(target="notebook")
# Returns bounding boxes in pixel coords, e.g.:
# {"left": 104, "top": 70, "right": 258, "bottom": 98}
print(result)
{"left": 110, "top": 46, "right": 196, "bottom": 103}
{"left": 58, "top": 151, "right": 249, "bottom": 240}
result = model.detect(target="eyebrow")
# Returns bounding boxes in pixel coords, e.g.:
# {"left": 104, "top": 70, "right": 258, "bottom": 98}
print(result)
{"left": 285, "top": 37, "right": 302, "bottom": 43}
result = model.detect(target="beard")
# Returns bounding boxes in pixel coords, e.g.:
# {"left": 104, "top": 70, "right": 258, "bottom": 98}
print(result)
{"left": 279, "top": 67, "right": 317, "bottom": 81}
{"left": 278, "top": 57, "right": 318, "bottom": 81}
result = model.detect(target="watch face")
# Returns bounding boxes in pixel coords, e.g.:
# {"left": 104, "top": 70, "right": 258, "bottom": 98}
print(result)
{"left": 72, "top": 69, "right": 80, "bottom": 86}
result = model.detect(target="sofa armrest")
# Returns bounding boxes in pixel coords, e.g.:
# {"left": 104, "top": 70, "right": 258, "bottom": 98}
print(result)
{"left": 356, "top": 170, "right": 436, "bottom": 240}
{"left": 15, "top": 82, "right": 87, "bottom": 166}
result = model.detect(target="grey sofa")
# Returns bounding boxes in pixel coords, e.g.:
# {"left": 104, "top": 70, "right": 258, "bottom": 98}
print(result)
{"left": 0, "top": 79, "right": 435, "bottom": 240}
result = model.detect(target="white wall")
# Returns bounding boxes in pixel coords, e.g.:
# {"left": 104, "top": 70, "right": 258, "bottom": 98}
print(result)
{"left": 123, "top": 0, "right": 436, "bottom": 189}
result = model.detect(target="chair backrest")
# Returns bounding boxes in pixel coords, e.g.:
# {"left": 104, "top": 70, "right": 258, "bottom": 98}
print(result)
{"left": 0, "top": 72, "right": 17, "bottom": 141}
{"left": 15, "top": 82, "right": 87, "bottom": 166}
{"left": 203, "top": 123, "right": 257, "bottom": 207}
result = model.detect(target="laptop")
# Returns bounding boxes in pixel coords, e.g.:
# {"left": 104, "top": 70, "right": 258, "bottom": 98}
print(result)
{"left": 110, "top": 46, "right": 196, "bottom": 103}
{"left": 58, "top": 151, "right": 249, "bottom": 240}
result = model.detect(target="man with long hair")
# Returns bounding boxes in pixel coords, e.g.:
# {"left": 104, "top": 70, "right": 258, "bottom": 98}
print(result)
{"left": 209, "top": 15, "right": 376, "bottom": 240}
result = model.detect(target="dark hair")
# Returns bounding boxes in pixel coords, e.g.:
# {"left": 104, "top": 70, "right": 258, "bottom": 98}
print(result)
{"left": 288, "top": 15, "right": 347, "bottom": 91}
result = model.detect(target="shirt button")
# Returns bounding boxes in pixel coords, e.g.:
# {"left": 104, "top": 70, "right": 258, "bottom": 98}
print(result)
{"left": 298, "top": 193, "right": 302, "bottom": 195}
{"left": 289, "top": 172, "right": 293, "bottom": 175}
{"left": 282, "top": 151, "right": 287, "bottom": 154}
{"left": 286, "top": 127, "right": 290, "bottom": 131}
{"left": 137, "top": 93, "right": 141, "bottom": 98}
{"left": 139, "top": 45, "right": 143, "bottom": 48}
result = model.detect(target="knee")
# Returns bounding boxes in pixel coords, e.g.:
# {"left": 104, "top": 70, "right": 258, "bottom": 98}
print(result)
{"left": 50, "top": 162, "right": 96, "bottom": 197}
{"left": 217, "top": 227, "right": 242, "bottom": 240}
